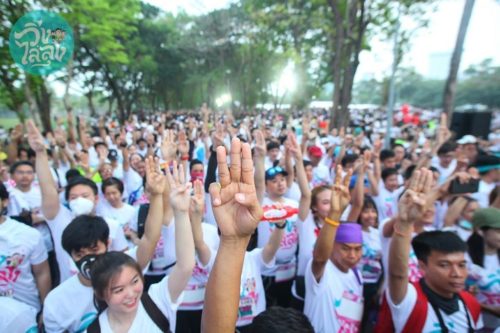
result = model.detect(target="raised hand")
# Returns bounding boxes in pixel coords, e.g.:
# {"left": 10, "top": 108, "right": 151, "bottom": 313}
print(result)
{"left": 287, "top": 131, "right": 302, "bottom": 160}
{"left": 253, "top": 129, "right": 266, "bottom": 158}
{"left": 328, "top": 165, "right": 353, "bottom": 221}
{"left": 209, "top": 137, "right": 263, "bottom": 240}
{"left": 165, "top": 161, "right": 191, "bottom": 212}
{"left": 398, "top": 168, "right": 433, "bottom": 224}
{"left": 161, "top": 129, "right": 177, "bottom": 162}
{"left": 26, "top": 120, "right": 46, "bottom": 153}
{"left": 190, "top": 179, "right": 205, "bottom": 219}
{"left": 11, "top": 124, "right": 23, "bottom": 144}
{"left": 178, "top": 130, "right": 189, "bottom": 156}
{"left": 145, "top": 156, "right": 167, "bottom": 196}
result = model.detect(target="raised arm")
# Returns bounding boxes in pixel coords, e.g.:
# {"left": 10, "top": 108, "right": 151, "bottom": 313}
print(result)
{"left": 253, "top": 130, "right": 266, "bottom": 204}
{"left": 262, "top": 221, "right": 285, "bottom": 264}
{"left": 202, "top": 138, "right": 263, "bottom": 333}
{"left": 348, "top": 157, "right": 366, "bottom": 222}
{"left": 7, "top": 124, "right": 23, "bottom": 164}
{"left": 312, "top": 165, "right": 352, "bottom": 282}
{"left": 165, "top": 161, "right": 195, "bottom": 303}
{"left": 27, "top": 120, "right": 60, "bottom": 220}
{"left": 287, "top": 132, "right": 311, "bottom": 221}
{"left": 135, "top": 156, "right": 165, "bottom": 270}
{"left": 190, "top": 180, "right": 211, "bottom": 266}
{"left": 388, "top": 168, "right": 433, "bottom": 305}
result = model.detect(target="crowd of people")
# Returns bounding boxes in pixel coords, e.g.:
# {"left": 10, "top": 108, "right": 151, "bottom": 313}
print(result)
{"left": 0, "top": 104, "right": 498, "bottom": 333}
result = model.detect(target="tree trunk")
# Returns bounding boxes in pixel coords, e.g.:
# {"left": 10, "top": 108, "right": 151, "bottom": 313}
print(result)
{"left": 443, "top": 0, "right": 475, "bottom": 124}
{"left": 87, "top": 91, "right": 96, "bottom": 117}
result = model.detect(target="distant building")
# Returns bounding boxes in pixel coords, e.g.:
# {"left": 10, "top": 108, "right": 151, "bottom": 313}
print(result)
{"left": 427, "top": 52, "right": 452, "bottom": 80}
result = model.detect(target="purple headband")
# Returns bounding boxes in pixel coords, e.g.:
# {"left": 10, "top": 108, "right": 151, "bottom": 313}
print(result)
{"left": 335, "top": 223, "right": 362, "bottom": 244}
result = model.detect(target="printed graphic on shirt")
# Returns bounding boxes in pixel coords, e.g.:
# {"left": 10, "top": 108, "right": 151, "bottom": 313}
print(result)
{"left": 151, "top": 237, "right": 168, "bottom": 271}
{"left": 269, "top": 220, "right": 298, "bottom": 249}
{"left": 333, "top": 289, "right": 363, "bottom": 333}
{"left": 0, "top": 252, "right": 25, "bottom": 296}
{"left": 76, "top": 312, "right": 97, "bottom": 333}
{"left": 238, "top": 277, "right": 259, "bottom": 322}
{"left": 181, "top": 264, "right": 210, "bottom": 307}
{"left": 467, "top": 268, "right": 500, "bottom": 306}
{"left": 360, "top": 245, "right": 382, "bottom": 281}
{"left": 408, "top": 249, "right": 423, "bottom": 283}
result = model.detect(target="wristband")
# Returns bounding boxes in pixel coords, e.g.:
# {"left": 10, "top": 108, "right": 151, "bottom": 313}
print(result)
{"left": 324, "top": 217, "right": 340, "bottom": 228}
{"left": 275, "top": 221, "right": 287, "bottom": 229}
{"left": 393, "top": 222, "right": 412, "bottom": 237}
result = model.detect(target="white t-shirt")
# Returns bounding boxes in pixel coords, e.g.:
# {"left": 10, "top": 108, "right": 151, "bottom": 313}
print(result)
{"left": 297, "top": 211, "right": 320, "bottom": 277}
{"left": 124, "top": 169, "right": 144, "bottom": 205}
{"left": 98, "top": 203, "right": 136, "bottom": 247}
{"left": 358, "top": 227, "right": 383, "bottom": 284}
{"left": 379, "top": 218, "right": 423, "bottom": 287}
{"left": 130, "top": 215, "right": 176, "bottom": 277}
{"left": 387, "top": 283, "right": 483, "bottom": 333}
{"left": 431, "top": 156, "right": 457, "bottom": 185}
{"left": 44, "top": 248, "right": 139, "bottom": 333}
{"left": 312, "top": 163, "right": 332, "bottom": 187}
{"left": 0, "top": 296, "right": 38, "bottom": 333}
{"left": 258, "top": 197, "right": 299, "bottom": 279}
{"left": 374, "top": 182, "right": 405, "bottom": 223}
{"left": 285, "top": 181, "right": 302, "bottom": 203}
{"left": 466, "top": 253, "right": 499, "bottom": 332}
{"left": 179, "top": 223, "right": 219, "bottom": 311}
{"left": 471, "top": 180, "right": 496, "bottom": 208}
{"left": 90, "top": 275, "right": 182, "bottom": 333}
{"left": 45, "top": 205, "right": 129, "bottom": 282}
{"left": 237, "top": 249, "right": 275, "bottom": 327}
{"left": 0, "top": 218, "right": 47, "bottom": 312}
{"left": 304, "top": 259, "right": 364, "bottom": 333}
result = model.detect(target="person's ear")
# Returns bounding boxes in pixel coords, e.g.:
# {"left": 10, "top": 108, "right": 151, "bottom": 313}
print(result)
{"left": 418, "top": 259, "right": 428, "bottom": 277}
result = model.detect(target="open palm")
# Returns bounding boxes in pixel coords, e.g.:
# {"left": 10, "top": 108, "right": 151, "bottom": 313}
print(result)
{"left": 329, "top": 165, "right": 353, "bottom": 221}
{"left": 209, "top": 138, "right": 263, "bottom": 240}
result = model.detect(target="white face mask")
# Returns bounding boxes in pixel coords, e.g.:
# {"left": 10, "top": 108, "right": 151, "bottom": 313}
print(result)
{"left": 69, "top": 197, "right": 95, "bottom": 216}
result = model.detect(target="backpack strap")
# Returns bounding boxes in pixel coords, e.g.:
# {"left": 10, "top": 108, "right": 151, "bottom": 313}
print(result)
{"left": 141, "top": 292, "right": 171, "bottom": 332}
{"left": 137, "top": 203, "right": 150, "bottom": 239}
{"left": 402, "top": 281, "right": 429, "bottom": 333}
{"left": 459, "top": 290, "right": 482, "bottom": 324}
{"left": 374, "top": 281, "right": 429, "bottom": 333}
{"left": 86, "top": 317, "right": 101, "bottom": 333}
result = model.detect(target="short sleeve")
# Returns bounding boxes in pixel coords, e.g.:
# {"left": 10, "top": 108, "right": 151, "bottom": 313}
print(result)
{"left": 386, "top": 283, "right": 418, "bottom": 332}
{"left": 304, "top": 258, "right": 330, "bottom": 296}
{"left": 29, "top": 229, "right": 48, "bottom": 265}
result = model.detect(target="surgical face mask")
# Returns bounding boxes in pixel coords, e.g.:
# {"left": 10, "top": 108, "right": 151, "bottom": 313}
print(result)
{"left": 75, "top": 254, "right": 98, "bottom": 280}
{"left": 458, "top": 219, "right": 473, "bottom": 230}
{"left": 190, "top": 170, "right": 204, "bottom": 183}
{"left": 69, "top": 197, "right": 95, "bottom": 216}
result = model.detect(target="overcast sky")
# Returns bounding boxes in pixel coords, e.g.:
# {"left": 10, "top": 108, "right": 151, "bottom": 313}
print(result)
{"left": 146, "top": 0, "right": 500, "bottom": 80}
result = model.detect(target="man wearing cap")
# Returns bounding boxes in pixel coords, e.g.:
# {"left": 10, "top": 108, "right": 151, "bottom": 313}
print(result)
{"left": 307, "top": 145, "right": 332, "bottom": 187}
{"left": 466, "top": 207, "right": 500, "bottom": 333}
{"left": 471, "top": 155, "right": 500, "bottom": 208}
{"left": 304, "top": 166, "right": 365, "bottom": 333}
{"left": 457, "top": 135, "right": 479, "bottom": 165}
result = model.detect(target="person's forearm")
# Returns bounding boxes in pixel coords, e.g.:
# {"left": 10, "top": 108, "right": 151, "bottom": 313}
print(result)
{"left": 191, "top": 213, "right": 211, "bottom": 266}
{"left": 348, "top": 171, "right": 365, "bottom": 221}
{"left": 313, "top": 222, "right": 338, "bottom": 265}
{"left": 285, "top": 151, "right": 294, "bottom": 188}
{"left": 262, "top": 227, "right": 284, "bottom": 264}
{"left": 7, "top": 141, "right": 18, "bottom": 164}
{"left": 162, "top": 191, "right": 173, "bottom": 226}
{"left": 36, "top": 151, "right": 60, "bottom": 219}
{"left": 34, "top": 264, "right": 51, "bottom": 304}
{"left": 202, "top": 238, "right": 248, "bottom": 333}
{"left": 168, "top": 210, "right": 195, "bottom": 302}
{"left": 254, "top": 154, "right": 265, "bottom": 204}
{"left": 388, "top": 218, "right": 412, "bottom": 305}
{"left": 136, "top": 193, "right": 163, "bottom": 270}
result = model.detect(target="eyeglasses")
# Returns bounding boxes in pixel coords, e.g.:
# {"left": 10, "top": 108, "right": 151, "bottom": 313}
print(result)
{"left": 266, "top": 166, "right": 284, "bottom": 177}
{"left": 14, "top": 170, "right": 34, "bottom": 175}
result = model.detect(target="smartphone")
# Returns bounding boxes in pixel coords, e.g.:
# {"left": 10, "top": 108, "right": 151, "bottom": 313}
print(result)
{"left": 449, "top": 178, "right": 480, "bottom": 194}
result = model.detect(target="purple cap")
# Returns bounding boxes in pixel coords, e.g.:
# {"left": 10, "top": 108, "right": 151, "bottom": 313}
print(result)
{"left": 335, "top": 223, "right": 362, "bottom": 244}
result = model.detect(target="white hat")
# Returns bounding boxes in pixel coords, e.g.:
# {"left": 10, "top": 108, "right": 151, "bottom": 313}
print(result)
{"left": 457, "top": 135, "right": 477, "bottom": 145}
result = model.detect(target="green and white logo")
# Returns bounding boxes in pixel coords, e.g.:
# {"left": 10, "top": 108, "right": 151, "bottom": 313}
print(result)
{"left": 9, "top": 10, "right": 74, "bottom": 76}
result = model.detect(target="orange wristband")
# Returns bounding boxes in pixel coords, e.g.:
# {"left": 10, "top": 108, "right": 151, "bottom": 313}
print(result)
{"left": 393, "top": 222, "right": 413, "bottom": 237}
{"left": 324, "top": 217, "right": 340, "bottom": 228}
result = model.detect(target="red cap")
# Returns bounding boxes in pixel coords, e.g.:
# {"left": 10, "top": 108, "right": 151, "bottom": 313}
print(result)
{"left": 308, "top": 145, "right": 323, "bottom": 158}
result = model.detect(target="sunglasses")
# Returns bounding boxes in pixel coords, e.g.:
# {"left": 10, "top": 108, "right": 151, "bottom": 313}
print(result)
{"left": 266, "top": 166, "right": 285, "bottom": 177}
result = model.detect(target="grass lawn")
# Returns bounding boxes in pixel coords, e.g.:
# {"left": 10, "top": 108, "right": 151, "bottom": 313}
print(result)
{"left": 0, "top": 117, "right": 20, "bottom": 129}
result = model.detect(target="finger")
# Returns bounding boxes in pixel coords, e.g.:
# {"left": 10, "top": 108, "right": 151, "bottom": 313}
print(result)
{"left": 234, "top": 192, "right": 263, "bottom": 222}
{"left": 343, "top": 167, "right": 353, "bottom": 188}
{"left": 172, "top": 160, "right": 179, "bottom": 184}
{"left": 408, "top": 169, "right": 421, "bottom": 192}
{"left": 209, "top": 182, "right": 222, "bottom": 207}
{"left": 216, "top": 146, "right": 231, "bottom": 187}
{"left": 334, "top": 165, "right": 343, "bottom": 188}
{"left": 145, "top": 157, "right": 152, "bottom": 179}
{"left": 229, "top": 137, "right": 242, "bottom": 183}
{"left": 422, "top": 169, "right": 433, "bottom": 194}
{"left": 241, "top": 143, "right": 255, "bottom": 186}
{"left": 178, "top": 162, "right": 186, "bottom": 185}
{"left": 194, "top": 179, "right": 203, "bottom": 198}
